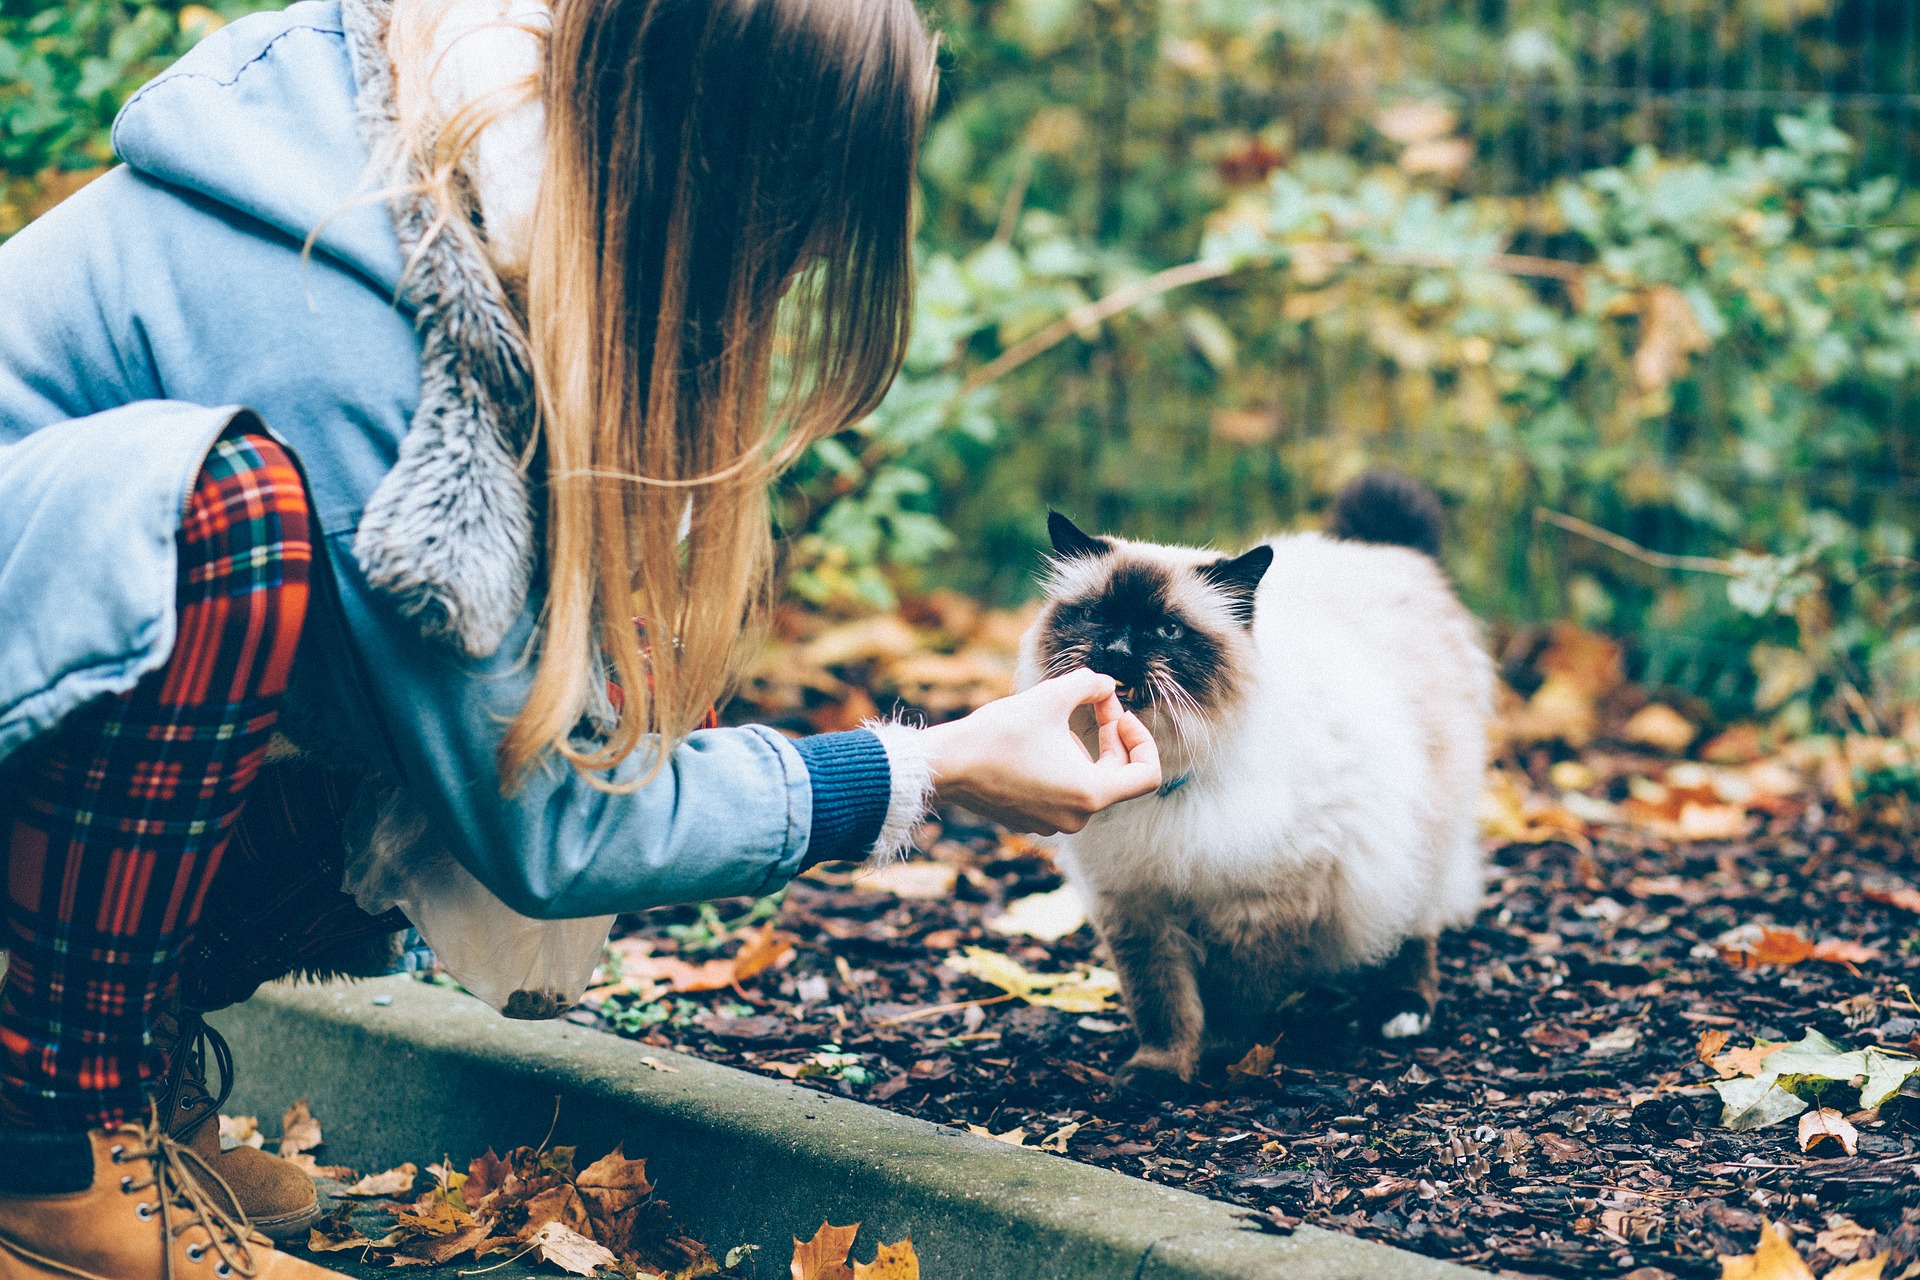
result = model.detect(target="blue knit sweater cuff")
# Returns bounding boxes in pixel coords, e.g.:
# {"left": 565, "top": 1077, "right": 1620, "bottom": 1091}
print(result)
{"left": 792, "top": 728, "right": 893, "bottom": 866}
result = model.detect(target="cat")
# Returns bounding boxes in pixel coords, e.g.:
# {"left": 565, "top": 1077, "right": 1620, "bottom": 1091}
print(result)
{"left": 1014, "top": 472, "right": 1493, "bottom": 1098}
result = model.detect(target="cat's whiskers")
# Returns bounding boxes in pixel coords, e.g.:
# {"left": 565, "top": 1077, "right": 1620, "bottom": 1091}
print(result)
{"left": 1145, "top": 663, "right": 1210, "bottom": 771}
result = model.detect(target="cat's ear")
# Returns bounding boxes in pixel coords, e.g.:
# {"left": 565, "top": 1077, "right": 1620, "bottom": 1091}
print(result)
{"left": 1199, "top": 544, "right": 1274, "bottom": 625}
{"left": 1047, "top": 511, "right": 1111, "bottom": 560}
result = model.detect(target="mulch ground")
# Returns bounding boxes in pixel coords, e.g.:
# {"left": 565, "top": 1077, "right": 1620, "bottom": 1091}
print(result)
{"left": 580, "top": 790, "right": 1920, "bottom": 1280}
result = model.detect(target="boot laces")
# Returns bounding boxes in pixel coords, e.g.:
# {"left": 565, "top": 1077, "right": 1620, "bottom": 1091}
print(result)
{"left": 115, "top": 1110, "right": 260, "bottom": 1280}
{"left": 155, "top": 1011, "right": 234, "bottom": 1143}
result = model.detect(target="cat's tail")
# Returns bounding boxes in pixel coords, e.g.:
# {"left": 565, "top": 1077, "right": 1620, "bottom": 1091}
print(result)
{"left": 1328, "top": 470, "right": 1444, "bottom": 559}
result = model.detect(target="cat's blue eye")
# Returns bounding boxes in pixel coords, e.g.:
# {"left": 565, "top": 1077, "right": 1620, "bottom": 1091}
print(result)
{"left": 1157, "top": 622, "right": 1184, "bottom": 641}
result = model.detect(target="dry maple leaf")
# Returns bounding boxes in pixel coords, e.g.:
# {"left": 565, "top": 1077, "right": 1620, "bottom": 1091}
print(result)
{"left": 731, "top": 922, "right": 798, "bottom": 983}
{"left": 278, "top": 1099, "right": 322, "bottom": 1158}
{"left": 338, "top": 1162, "right": 418, "bottom": 1198}
{"left": 1816, "top": 1219, "right": 1878, "bottom": 1262}
{"left": 1711, "top": 1041, "right": 1788, "bottom": 1080}
{"left": 1811, "top": 939, "right": 1881, "bottom": 973}
{"left": 1226, "top": 1041, "right": 1276, "bottom": 1082}
{"left": 1697, "top": 1029, "right": 1733, "bottom": 1064}
{"left": 791, "top": 1221, "right": 860, "bottom": 1280}
{"left": 1719, "top": 1219, "right": 1887, "bottom": 1280}
{"left": 530, "top": 1222, "right": 619, "bottom": 1277}
{"left": 1797, "top": 1107, "right": 1860, "bottom": 1156}
{"left": 966, "top": 1123, "right": 1029, "bottom": 1146}
{"left": 852, "top": 1240, "right": 919, "bottom": 1280}
{"left": 1719, "top": 927, "right": 1816, "bottom": 968}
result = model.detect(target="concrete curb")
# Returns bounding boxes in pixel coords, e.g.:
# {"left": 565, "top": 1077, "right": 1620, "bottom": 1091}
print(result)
{"left": 211, "top": 977, "right": 1481, "bottom": 1280}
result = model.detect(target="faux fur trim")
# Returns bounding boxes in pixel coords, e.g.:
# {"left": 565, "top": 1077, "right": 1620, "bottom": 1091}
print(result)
{"left": 340, "top": 0, "right": 537, "bottom": 658}
{"left": 862, "top": 719, "right": 938, "bottom": 864}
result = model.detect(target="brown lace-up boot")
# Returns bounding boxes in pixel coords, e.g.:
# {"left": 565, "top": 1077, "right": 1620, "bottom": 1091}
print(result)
{"left": 153, "top": 1008, "right": 320, "bottom": 1242}
{"left": 0, "top": 1115, "right": 345, "bottom": 1279}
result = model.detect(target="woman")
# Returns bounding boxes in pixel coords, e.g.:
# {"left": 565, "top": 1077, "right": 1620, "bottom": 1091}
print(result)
{"left": 0, "top": 0, "right": 1161, "bottom": 1274}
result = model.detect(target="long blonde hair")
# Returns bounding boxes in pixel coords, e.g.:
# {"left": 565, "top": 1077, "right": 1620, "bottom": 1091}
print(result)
{"left": 390, "top": 0, "right": 936, "bottom": 789}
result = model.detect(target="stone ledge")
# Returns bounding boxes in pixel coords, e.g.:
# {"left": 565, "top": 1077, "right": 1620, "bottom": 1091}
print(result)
{"left": 211, "top": 977, "right": 1481, "bottom": 1280}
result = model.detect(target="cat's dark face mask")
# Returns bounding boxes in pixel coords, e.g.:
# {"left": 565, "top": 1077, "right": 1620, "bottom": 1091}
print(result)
{"left": 1039, "top": 513, "right": 1272, "bottom": 712}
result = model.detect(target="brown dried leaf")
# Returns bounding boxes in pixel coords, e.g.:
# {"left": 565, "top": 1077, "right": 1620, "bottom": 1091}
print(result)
{"left": 516, "top": 1182, "right": 592, "bottom": 1240}
{"left": 791, "top": 1221, "right": 860, "bottom": 1280}
{"left": 1797, "top": 1107, "right": 1859, "bottom": 1156}
{"left": 576, "top": 1146, "right": 653, "bottom": 1227}
{"left": 278, "top": 1099, "right": 322, "bottom": 1158}
{"left": 1811, "top": 939, "right": 1881, "bottom": 971}
{"left": 1697, "top": 1029, "right": 1733, "bottom": 1064}
{"left": 1719, "top": 1220, "right": 1815, "bottom": 1280}
{"left": 1720, "top": 928, "right": 1815, "bottom": 968}
{"left": 465, "top": 1149, "right": 511, "bottom": 1206}
{"left": 338, "top": 1163, "right": 418, "bottom": 1198}
{"left": 852, "top": 1240, "right": 920, "bottom": 1280}
{"left": 1712, "top": 1042, "right": 1789, "bottom": 1080}
{"left": 1623, "top": 703, "right": 1697, "bottom": 753}
{"left": 1815, "top": 1219, "right": 1876, "bottom": 1262}
{"left": 1226, "top": 1041, "right": 1276, "bottom": 1082}
{"left": 219, "top": 1114, "right": 264, "bottom": 1150}
{"left": 529, "top": 1222, "right": 618, "bottom": 1276}
{"left": 966, "top": 1124, "right": 1029, "bottom": 1147}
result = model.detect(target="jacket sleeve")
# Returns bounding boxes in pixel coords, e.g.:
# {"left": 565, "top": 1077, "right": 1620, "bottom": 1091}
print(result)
{"left": 319, "top": 556, "right": 930, "bottom": 919}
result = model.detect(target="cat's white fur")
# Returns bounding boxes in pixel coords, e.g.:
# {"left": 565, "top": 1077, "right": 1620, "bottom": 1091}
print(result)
{"left": 1016, "top": 531, "right": 1492, "bottom": 980}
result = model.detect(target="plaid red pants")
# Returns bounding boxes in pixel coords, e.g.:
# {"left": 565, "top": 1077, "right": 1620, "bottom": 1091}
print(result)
{"left": 1, "top": 432, "right": 310, "bottom": 1130}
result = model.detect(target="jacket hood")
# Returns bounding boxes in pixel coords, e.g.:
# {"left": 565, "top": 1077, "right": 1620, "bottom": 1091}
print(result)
{"left": 113, "top": 1, "right": 405, "bottom": 299}
{"left": 112, "top": 0, "right": 539, "bottom": 662}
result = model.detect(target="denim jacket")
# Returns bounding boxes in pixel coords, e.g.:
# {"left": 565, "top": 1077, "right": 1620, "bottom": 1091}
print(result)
{"left": 0, "top": 1, "right": 919, "bottom": 920}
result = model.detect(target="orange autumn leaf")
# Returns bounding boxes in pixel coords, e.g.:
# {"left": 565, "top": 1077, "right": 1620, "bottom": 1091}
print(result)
{"left": 1719, "top": 928, "right": 1815, "bottom": 968}
{"left": 792, "top": 1221, "right": 860, "bottom": 1280}
{"left": 1811, "top": 939, "right": 1881, "bottom": 972}
{"left": 1696, "top": 1029, "right": 1732, "bottom": 1064}
{"left": 732, "top": 922, "right": 797, "bottom": 984}
{"left": 1712, "top": 1041, "right": 1788, "bottom": 1080}
{"left": 853, "top": 1240, "right": 920, "bottom": 1280}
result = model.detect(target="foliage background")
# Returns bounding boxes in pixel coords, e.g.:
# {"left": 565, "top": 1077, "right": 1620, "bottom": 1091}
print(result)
{"left": 4, "top": 0, "right": 1917, "bottom": 732}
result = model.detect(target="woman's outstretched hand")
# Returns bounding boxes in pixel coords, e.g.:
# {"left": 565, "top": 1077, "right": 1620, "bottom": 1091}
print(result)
{"left": 918, "top": 669, "right": 1162, "bottom": 835}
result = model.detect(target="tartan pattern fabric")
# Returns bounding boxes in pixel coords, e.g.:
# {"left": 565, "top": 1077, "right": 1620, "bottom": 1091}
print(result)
{"left": 1, "top": 432, "right": 310, "bottom": 1129}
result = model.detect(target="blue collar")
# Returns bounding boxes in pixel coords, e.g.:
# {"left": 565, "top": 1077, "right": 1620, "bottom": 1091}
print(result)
{"left": 1157, "top": 772, "right": 1192, "bottom": 798}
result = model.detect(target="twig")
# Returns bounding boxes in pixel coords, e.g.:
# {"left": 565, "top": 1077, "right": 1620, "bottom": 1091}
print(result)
{"left": 458, "top": 1240, "right": 540, "bottom": 1276}
{"left": 956, "top": 248, "right": 1588, "bottom": 396}
{"left": 875, "top": 993, "right": 1017, "bottom": 1026}
{"left": 993, "top": 152, "right": 1036, "bottom": 246}
{"left": 1534, "top": 508, "right": 1736, "bottom": 575}
{"left": 534, "top": 1095, "right": 561, "bottom": 1156}
{"left": 959, "top": 258, "right": 1239, "bottom": 394}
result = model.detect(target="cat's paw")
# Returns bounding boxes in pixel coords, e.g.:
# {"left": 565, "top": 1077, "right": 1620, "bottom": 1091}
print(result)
{"left": 1379, "top": 1010, "right": 1431, "bottom": 1040}
{"left": 1113, "top": 1053, "right": 1192, "bottom": 1100}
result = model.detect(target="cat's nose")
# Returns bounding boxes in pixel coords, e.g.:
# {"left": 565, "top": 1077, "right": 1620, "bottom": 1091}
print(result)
{"left": 1102, "top": 635, "right": 1132, "bottom": 656}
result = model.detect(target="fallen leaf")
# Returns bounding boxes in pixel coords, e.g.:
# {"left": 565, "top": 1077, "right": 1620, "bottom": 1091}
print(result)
{"left": 1718, "top": 925, "right": 1816, "bottom": 968}
{"left": 1798, "top": 1107, "right": 1860, "bottom": 1155}
{"left": 1623, "top": 703, "right": 1697, "bottom": 753}
{"left": 1719, "top": 1220, "right": 1814, "bottom": 1280}
{"left": 1712, "top": 1041, "right": 1788, "bottom": 1080}
{"left": 278, "top": 1099, "right": 322, "bottom": 1158}
{"left": 1816, "top": 1219, "right": 1877, "bottom": 1261}
{"left": 1697, "top": 1029, "right": 1732, "bottom": 1064}
{"left": 852, "top": 1239, "right": 920, "bottom": 1280}
{"left": 338, "top": 1163, "right": 419, "bottom": 1198}
{"left": 853, "top": 862, "right": 959, "bottom": 900}
{"left": 1586, "top": 1026, "right": 1639, "bottom": 1057}
{"left": 1811, "top": 939, "right": 1881, "bottom": 971}
{"left": 220, "top": 1114, "right": 264, "bottom": 1150}
{"left": 985, "top": 885, "right": 1088, "bottom": 941}
{"left": 1226, "top": 1041, "right": 1276, "bottom": 1082}
{"left": 944, "top": 948, "right": 1120, "bottom": 1013}
{"left": 1866, "top": 885, "right": 1920, "bottom": 914}
{"left": 1720, "top": 1219, "right": 1888, "bottom": 1280}
{"left": 576, "top": 1146, "right": 653, "bottom": 1225}
{"left": 967, "top": 1124, "right": 1029, "bottom": 1146}
{"left": 281, "top": 1151, "right": 357, "bottom": 1180}
{"left": 529, "top": 1222, "right": 618, "bottom": 1276}
{"left": 791, "top": 1221, "right": 860, "bottom": 1280}
{"left": 731, "top": 923, "right": 797, "bottom": 983}
{"left": 1038, "top": 1122, "right": 1081, "bottom": 1153}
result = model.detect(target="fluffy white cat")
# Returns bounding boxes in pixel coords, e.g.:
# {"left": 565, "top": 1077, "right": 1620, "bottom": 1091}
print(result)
{"left": 1014, "top": 473, "right": 1493, "bottom": 1097}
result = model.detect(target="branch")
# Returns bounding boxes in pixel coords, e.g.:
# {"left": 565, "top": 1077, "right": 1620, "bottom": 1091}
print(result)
{"left": 959, "top": 258, "right": 1240, "bottom": 394}
{"left": 1534, "top": 508, "right": 1735, "bottom": 575}
{"left": 954, "top": 248, "right": 1588, "bottom": 396}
